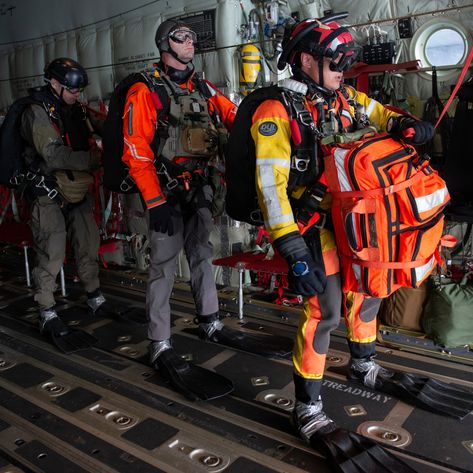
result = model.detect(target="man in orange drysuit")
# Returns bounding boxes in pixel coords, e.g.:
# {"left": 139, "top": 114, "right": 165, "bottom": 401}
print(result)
{"left": 251, "top": 15, "right": 434, "bottom": 443}
{"left": 122, "top": 19, "right": 238, "bottom": 399}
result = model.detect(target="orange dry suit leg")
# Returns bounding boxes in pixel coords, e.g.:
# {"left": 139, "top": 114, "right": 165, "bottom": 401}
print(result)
{"left": 343, "top": 291, "right": 381, "bottom": 359}
{"left": 292, "top": 228, "right": 341, "bottom": 403}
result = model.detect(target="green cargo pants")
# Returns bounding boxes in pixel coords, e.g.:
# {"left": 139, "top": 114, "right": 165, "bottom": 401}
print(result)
{"left": 29, "top": 194, "right": 100, "bottom": 310}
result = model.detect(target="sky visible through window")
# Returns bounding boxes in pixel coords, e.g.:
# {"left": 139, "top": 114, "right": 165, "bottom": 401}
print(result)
{"left": 425, "top": 28, "right": 465, "bottom": 66}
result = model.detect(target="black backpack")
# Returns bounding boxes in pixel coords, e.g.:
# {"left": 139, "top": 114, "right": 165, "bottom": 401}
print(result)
{"left": 225, "top": 86, "right": 284, "bottom": 224}
{"left": 102, "top": 71, "right": 222, "bottom": 195}
{"left": 102, "top": 73, "right": 149, "bottom": 194}
{"left": 225, "top": 85, "right": 320, "bottom": 225}
{"left": 102, "top": 71, "right": 180, "bottom": 194}
{"left": 0, "top": 93, "right": 44, "bottom": 188}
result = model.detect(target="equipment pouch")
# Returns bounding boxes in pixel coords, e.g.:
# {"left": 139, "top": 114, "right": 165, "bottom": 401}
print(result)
{"left": 181, "top": 126, "right": 218, "bottom": 156}
{"left": 54, "top": 170, "right": 93, "bottom": 203}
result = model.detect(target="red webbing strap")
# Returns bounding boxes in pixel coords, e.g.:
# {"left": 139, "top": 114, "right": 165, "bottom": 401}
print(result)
{"left": 150, "top": 91, "right": 164, "bottom": 111}
{"left": 440, "top": 234, "right": 457, "bottom": 248}
{"left": 332, "top": 171, "right": 424, "bottom": 200}
{"left": 344, "top": 254, "right": 433, "bottom": 269}
{"left": 255, "top": 226, "right": 270, "bottom": 246}
{"left": 435, "top": 45, "right": 473, "bottom": 129}
{"left": 298, "top": 211, "right": 322, "bottom": 235}
{"left": 434, "top": 235, "right": 459, "bottom": 266}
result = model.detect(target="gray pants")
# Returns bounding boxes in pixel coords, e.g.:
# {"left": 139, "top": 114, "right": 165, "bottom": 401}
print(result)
{"left": 29, "top": 195, "right": 100, "bottom": 310}
{"left": 147, "top": 198, "right": 219, "bottom": 341}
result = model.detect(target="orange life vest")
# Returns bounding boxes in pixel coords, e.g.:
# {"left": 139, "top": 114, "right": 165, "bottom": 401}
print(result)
{"left": 324, "top": 133, "right": 450, "bottom": 297}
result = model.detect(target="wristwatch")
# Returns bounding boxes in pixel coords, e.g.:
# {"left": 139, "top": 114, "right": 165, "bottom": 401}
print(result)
{"left": 292, "top": 261, "right": 309, "bottom": 277}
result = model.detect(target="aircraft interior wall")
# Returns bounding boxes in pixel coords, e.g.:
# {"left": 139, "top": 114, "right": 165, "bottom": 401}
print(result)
{"left": 1, "top": 0, "right": 473, "bottom": 111}
{"left": 1, "top": 0, "right": 472, "bottom": 281}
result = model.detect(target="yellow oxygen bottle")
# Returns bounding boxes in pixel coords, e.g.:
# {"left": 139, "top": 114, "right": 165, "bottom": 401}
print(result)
{"left": 239, "top": 44, "right": 262, "bottom": 96}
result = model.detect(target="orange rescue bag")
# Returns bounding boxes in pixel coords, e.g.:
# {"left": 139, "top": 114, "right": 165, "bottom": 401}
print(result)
{"left": 324, "top": 133, "right": 450, "bottom": 297}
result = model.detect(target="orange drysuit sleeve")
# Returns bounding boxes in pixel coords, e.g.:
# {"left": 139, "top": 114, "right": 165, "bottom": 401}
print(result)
{"left": 208, "top": 94, "right": 237, "bottom": 130}
{"left": 122, "top": 82, "right": 165, "bottom": 209}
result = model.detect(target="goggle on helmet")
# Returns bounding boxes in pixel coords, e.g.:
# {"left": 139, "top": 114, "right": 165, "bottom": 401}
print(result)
{"left": 278, "top": 12, "right": 361, "bottom": 72}
{"left": 168, "top": 28, "right": 197, "bottom": 44}
{"left": 44, "top": 57, "right": 88, "bottom": 92}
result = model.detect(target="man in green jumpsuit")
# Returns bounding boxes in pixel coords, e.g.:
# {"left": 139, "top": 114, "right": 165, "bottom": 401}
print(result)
{"left": 20, "top": 57, "right": 111, "bottom": 348}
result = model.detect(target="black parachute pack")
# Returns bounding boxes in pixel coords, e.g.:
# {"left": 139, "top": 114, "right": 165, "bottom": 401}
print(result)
{"left": 0, "top": 87, "right": 53, "bottom": 188}
{"left": 102, "top": 72, "right": 170, "bottom": 194}
{"left": 225, "top": 84, "right": 320, "bottom": 225}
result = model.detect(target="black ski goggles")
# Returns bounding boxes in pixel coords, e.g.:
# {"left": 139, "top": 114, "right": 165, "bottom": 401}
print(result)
{"left": 169, "top": 28, "right": 197, "bottom": 44}
{"left": 328, "top": 43, "right": 362, "bottom": 72}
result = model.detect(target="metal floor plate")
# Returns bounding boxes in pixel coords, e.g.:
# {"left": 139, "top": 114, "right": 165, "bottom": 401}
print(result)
{"left": 0, "top": 262, "right": 472, "bottom": 472}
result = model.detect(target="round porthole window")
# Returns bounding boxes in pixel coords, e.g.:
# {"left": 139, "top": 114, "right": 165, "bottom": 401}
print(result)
{"left": 409, "top": 18, "right": 471, "bottom": 80}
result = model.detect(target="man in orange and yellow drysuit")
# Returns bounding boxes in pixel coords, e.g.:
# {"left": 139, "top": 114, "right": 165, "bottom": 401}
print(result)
{"left": 122, "top": 19, "right": 237, "bottom": 399}
{"left": 251, "top": 16, "right": 434, "bottom": 443}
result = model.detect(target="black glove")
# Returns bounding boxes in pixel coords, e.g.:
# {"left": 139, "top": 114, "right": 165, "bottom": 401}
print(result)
{"left": 274, "top": 231, "right": 327, "bottom": 297}
{"left": 389, "top": 117, "right": 435, "bottom": 146}
{"left": 149, "top": 202, "right": 181, "bottom": 236}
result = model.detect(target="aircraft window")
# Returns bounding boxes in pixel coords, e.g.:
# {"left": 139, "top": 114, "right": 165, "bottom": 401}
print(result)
{"left": 409, "top": 18, "right": 471, "bottom": 80}
{"left": 425, "top": 28, "right": 465, "bottom": 66}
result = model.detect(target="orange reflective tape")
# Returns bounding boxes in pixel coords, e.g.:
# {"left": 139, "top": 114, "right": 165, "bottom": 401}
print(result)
{"left": 293, "top": 296, "right": 326, "bottom": 378}
{"left": 343, "top": 292, "right": 377, "bottom": 343}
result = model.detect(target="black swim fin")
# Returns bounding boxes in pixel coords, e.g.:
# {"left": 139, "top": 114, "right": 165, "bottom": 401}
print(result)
{"left": 349, "top": 362, "right": 473, "bottom": 420}
{"left": 42, "top": 317, "right": 97, "bottom": 354}
{"left": 114, "top": 306, "right": 148, "bottom": 325}
{"left": 51, "top": 329, "right": 97, "bottom": 354}
{"left": 204, "top": 325, "right": 293, "bottom": 358}
{"left": 312, "top": 427, "right": 416, "bottom": 473}
{"left": 152, "top": 347, "right": 234, "bottom": 401}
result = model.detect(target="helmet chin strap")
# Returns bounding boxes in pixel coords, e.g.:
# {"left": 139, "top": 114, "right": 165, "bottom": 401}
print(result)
{"left": 167, "top": 45, "right": 193, "bottom": 65}
{"left": 48, "top": 83, "right": 66, "bottom": 104}
{"left": 318, "top": 60, "right": 325, "bottom": 88}
{"left": 293, "top": 67, "right": 335, "bottom": 98}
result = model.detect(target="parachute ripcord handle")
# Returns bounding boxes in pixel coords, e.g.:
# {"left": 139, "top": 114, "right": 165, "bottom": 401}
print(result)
{"left": 277, "top": 11, "right": 349, "bottom": 70}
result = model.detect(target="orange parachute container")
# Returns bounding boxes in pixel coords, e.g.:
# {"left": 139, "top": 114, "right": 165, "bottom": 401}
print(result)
{"left": 324, "top": 133, "right": 450, "bottom": 298}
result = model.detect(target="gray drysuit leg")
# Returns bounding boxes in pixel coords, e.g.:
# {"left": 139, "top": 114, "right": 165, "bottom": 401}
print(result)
{"left": 147, "top": 208, "right": 185, "bottom": 341}
{"left": 147, "top": 193, "right": 219, "bottom": 341}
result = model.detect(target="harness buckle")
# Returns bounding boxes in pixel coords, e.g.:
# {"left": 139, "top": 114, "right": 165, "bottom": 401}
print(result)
{"left": 26, "top": 171, "right": 37, "bottom": 181}
{"left": 119, "top": 175, "right": 135, "bottom": 193}
{"left": 156, "top": 162, "right": 179, "bottom": 190}
{"left": 249, "top": 209, "right": 264, "bottom": 225}
{"left": 166, "top": 178, "right": 179, "bottom": 190}
{"left": 35, "top": 175, "right": 45, "bottom": 188}
{"left": 10, "top": 174, "right": 24, "bottom": 186}
{"left": 119, "top": 181, "right": 132, "bottom": 193}
{"left": 47, "top": 188, "right": 58, "bottom": 200}
{"left": 291, "top": 154, "right": 310, "bottom": 172}
{"left": 292, "top": 101, "right": 314, "bottom": 128}
{"left": 312, "top": 212, "right": 327, "bottom": 229}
